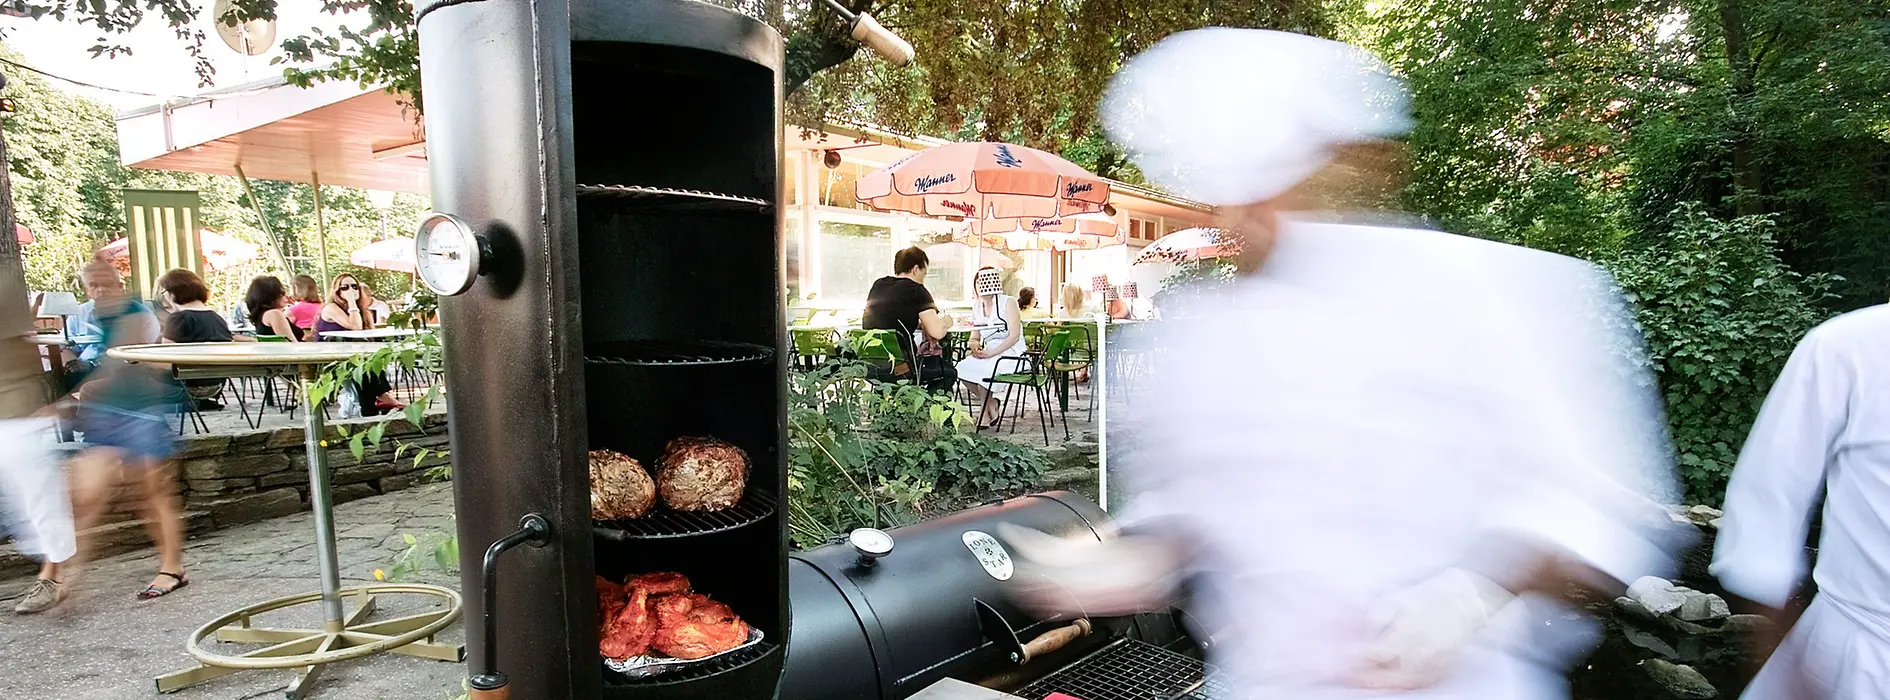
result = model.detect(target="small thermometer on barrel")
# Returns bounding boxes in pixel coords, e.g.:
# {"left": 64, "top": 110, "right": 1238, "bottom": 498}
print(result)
{"left": 414, "top": 212, "right": 488, "bottom": 296}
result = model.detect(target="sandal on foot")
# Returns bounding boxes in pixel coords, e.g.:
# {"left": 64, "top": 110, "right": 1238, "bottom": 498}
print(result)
{"left": 138, "top": 572, "right": 188, "bottom": 600}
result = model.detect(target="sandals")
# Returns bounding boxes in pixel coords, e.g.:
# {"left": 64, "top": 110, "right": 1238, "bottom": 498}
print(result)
{"left": 138, "top": 571, "right": 189, "bottom": 600}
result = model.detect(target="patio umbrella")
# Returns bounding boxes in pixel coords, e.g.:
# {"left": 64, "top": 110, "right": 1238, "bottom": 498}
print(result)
{"left": 349, "top": 237, "right": 418, "bottom": 273}
{"left": 958, "top": 212, "right": 1123, "bottom": 252}
{"left": 921, "top": 241, "right": 1015, "bottom": 269}
{"left": 1132, "top": 227, "right": 1238, "bottom": 264}
{"left": 856, "top": 142, "right": 1111, "bottom": 220}
{"left": 100, "top": 230, "right": 261, "bottom": 271}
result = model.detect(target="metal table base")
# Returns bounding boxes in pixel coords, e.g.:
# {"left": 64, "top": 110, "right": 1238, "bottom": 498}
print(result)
{"left": 153, "top": 365, "right": 463, "bottom": 698}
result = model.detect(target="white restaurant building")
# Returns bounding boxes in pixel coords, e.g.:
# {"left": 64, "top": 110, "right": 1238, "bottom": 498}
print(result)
{"left": 116, "top": 79, "right": 1214, "bottom": 310}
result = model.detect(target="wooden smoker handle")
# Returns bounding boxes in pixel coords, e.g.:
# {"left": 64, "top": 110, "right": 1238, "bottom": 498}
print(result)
{"left": 468, "top": 688, "right": 510, "bottom": 700}
{"left": 1020, "top": 618, "right": 1092, "bottom": 664}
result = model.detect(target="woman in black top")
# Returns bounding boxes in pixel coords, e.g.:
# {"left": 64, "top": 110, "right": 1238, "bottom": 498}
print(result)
{"left": 244, "top": 276, "right": 300, "bottom": 340}
{"left": 157, "top": 269, "right": 251, "bottom": 409}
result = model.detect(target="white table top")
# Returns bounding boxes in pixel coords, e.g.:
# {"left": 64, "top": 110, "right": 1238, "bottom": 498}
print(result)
{"left": 108, "top": 342, "right": 387, "bottom": 366}
{"left": 29, "top": 334, "right": 102, "bottom": 346}
{"left": 318, "top": 328, "right": 421, "bottom": 341}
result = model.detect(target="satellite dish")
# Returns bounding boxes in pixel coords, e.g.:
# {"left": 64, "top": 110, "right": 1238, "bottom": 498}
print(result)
{"left": 212, "top": 0, "right": 278, "bottom": 56}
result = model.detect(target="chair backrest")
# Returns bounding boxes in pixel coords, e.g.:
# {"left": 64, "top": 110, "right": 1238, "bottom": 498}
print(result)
{"left": 789, "top": 307, "right": 817, "bottom": 324}
{"left": 257, "top": 335, "right": 290, "bottom": 343}
{"left": 1043, "top": 328, "right": 1074, "bottom": 364}
{"left": 1024, "top": 323, "right": 1049, "bottom": 352}
{"left": 791, "top": 328, "right": 838, "bottom": 355}
{"left": 846, "top": 328, "right": 906, "bottom": 363}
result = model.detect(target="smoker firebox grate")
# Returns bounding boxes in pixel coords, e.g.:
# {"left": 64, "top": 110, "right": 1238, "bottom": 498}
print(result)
{"left": 577, "top": 184, "right": 771, "bottom": 211}
{"left": 1012, "top": 638, "right": 1218, "bottom": 700}
{"left": 594, "top": 491, "right": 776, "bottom": 540}
{"left": 600, "top": 639, "right": 779, "bottom": 686}
{"left": 585, "top": 340, "right": 775, "bottom": 367}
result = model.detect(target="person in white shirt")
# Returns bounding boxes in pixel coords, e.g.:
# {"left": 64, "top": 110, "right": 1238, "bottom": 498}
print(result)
{"left": 1712, "top": 306, "right": 1890, "bottom": 698}
{"left": 1003, "top": 28, "right": 1686, "bottom": 700}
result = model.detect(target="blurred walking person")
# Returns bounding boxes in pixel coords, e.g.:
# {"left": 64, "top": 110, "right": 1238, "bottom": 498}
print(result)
{"left": 67, "top": 258, "right": 191, "bottom": 600}
{"left": 1712, "top": 305, "right": 1890, "bottom": 698}
{"left": 1, "top": 220, "right": 75, "bottom": 614}
{"left": 1004, "top": 29, "right": 1686, "bottom": 700}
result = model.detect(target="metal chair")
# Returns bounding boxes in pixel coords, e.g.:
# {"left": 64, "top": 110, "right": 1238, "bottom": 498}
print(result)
{"left": 985, "top": 329, "right": 1071, "bottom": 445}
{"left": 790, "top": 328, "right": 839, "bottom": 371}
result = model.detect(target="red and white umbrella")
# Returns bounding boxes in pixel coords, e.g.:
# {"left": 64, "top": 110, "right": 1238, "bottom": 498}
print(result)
{"left": 957, "top": 212, "right": 1122, "bottom": 252}
{"left": 922, "top": 241, "right": 1015, "bottom": 269}
{"left": 1132, "top": 227, "right": 1238, "bottom": 265}
{"left": 100, "top": 230, "right": 261, "bottom": 271}
{"left": 349, "top": 237, "right": 417, "bottom": 273}
{"left": 857, "top": 142, "right": 1110, "bottom": 220}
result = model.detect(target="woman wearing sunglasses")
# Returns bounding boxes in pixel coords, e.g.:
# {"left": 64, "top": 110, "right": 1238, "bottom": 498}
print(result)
{"left": 316, "top": 274, "right": 404, "bottom": 414}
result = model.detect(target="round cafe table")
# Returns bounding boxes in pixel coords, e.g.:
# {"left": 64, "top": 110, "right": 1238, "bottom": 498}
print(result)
{"left": 107, "top": 343, "right": 463, "bottom": 699}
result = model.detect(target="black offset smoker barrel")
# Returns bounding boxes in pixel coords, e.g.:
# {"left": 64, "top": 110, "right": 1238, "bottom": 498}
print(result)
{"left": 416, "top": 0, "right": 787, "bottom": 697}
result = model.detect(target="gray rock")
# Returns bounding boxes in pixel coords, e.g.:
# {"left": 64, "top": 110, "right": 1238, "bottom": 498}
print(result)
{"left": 1688, "top": 504, "right": 1723, "bottom": 518}
{"left": 1708, "top": 517, "right": 1722, "bottom": 529}
{"left": 1641, "top": 659, "right": 1717, "bottom": 699}
{"left": 1628, "top": 576, "right": 1689, "bottom": 616}
{"left": 333, "top": 461, "right": 400, "bottom": 485}
{"left": 1623, "top": 626, "right": 1678, "bottom": 658}
{"left": 332, "top": 483, "right": 380, "bottom": 505}
{"left": 1616, "top": 596, "right": 1660, "bottom": 621}
{"left": 260, "top": 469, "right": 312, "bottom": 489}
{"left": 181, "top": 453, "right": 292, "bottom": 480}
{"left": 184, "top": 477, "right": 258, "bottom": 494}
{"left": 173, "top": 435, "right": 232, "bottom": 459}
{"left": 1677, "top": 592, "right": 1732, "bottom": 622}
{"left": 192, "top": 488, "right": 303, "bottom": 527}
{"left": 1659, "top": 614, "right": 1719, "bottom": 636}
{"left": 1723, "top": 614, "right": 1774, "bottom": 636}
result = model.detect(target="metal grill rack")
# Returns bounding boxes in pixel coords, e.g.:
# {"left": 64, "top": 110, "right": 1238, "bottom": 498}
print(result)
{"left": 593, "top": 492, "right": 777, "bottom": 540}
{"left": 601, "top": 641, "right": 781, "bottom": 687}
{"left": 576, "top": 184, "right": 771, "bottom": 211}
{"left": 585, "top": 340, "right": 775, "bottom": 367}
{"left": 1012, "top": 638, "right": 1214, "bottom": 700}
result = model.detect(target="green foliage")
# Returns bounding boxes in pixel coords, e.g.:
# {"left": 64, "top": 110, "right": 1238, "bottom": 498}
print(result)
{"left": 1153, "top": 256, "right": 1237, "bottom": 314}
{"left": 1604, "top": 205, "right": 1835, "bottom": 503}
{"left": 3, "top": 50, "right": 430, "bottom": 305}
{"left": 786, "top": 360, "right": 1049, "bottom": 547}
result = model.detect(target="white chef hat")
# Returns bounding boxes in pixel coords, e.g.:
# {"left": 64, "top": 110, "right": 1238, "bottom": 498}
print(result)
{"left": 1103, "top": 28, "right": 1412, "bottom": 207}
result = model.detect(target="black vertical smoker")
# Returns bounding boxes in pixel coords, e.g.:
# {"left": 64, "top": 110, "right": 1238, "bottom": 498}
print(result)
{"left": 414, "top": 0, "right": 787, "bottom": 697}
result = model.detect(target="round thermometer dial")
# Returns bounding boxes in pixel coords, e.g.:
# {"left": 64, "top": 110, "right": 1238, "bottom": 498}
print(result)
{"left": 414, "top": 213, "right": 482, "bottom": 296}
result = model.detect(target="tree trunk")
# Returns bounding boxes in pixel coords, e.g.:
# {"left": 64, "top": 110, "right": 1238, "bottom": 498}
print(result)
{"left": 1717, "top": 0, "right": 1765, "bottom": 217}
{"left": 0, "top": 79, "right": 30, "bottom": 332}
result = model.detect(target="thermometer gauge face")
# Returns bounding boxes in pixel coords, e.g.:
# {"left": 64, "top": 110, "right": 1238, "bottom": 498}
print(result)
{"left": 415, "top": 213, "right": 481, "bottom": 296}
{"left": 849, "top": 527, "right": 895, "bottom": 558}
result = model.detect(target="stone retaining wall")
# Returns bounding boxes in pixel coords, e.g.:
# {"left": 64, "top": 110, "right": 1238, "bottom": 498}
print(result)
{"left": 1, "top": 412, "right": 452, "bottom": 579}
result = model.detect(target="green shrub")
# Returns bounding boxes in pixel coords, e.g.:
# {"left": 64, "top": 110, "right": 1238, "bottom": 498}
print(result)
{"left": 787, "top": 360, "right": 1050, "bottom": 547}
{"left": 1605, "top": 205, "right": 1836, "bottom": 503}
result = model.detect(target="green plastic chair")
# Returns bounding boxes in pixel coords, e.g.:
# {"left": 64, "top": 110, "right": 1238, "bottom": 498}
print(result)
{"left": 844, "top": 328, "right": 907, "bottom": 380}
{"left": 257, "top": 335, "right": 290, "bottom": 343}
{"left": 986, "top": 329, "right": 1070, "bottom": 444}
{"left": 791, "top": 328, "right": 839, "bottom": 371}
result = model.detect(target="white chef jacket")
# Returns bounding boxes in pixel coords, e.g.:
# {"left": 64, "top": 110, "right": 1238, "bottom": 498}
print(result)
{"left": 1712, "top": 305, "right": 1890, "bottom": 698}
{"left": 1127, "top": 218, "right": 1680, "bottom": 699}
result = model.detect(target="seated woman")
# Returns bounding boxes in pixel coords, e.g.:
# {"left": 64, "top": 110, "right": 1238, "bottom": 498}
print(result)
{"left": 244, "top": 276, "right": 301, "bottom": 341}
{"left": 156, "top": 269, "right": 252, "bottom": 410}
{"left": 1017, "top": 287, "right": 1050, "bottom": 320}
{"left": 286, "top": 275, "right": 324, "bottom": 341}
{"left": 316, "top": 273, "right": 402, "bottom": 415}
{"left": 956, "top": 267, "right": 1026, "bottom": 429}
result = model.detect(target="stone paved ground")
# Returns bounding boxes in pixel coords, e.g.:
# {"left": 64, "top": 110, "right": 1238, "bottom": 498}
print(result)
{"left": 0, "top": 483, "right": 467, "bottom": 700}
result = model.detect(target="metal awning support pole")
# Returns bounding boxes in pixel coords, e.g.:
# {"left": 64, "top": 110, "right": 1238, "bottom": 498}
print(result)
{"left": 312, "top": 171, "right": 330, "bottom": 286}
{"left": 232, "top": 163, "right": 294, "bottom": 275}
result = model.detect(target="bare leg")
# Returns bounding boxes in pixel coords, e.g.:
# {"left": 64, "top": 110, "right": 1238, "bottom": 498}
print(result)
{"left": 960, "top": 381, "right": 999, "bottom": 426}
{"left": 135, "top": 459, "right": 187, "bottom": 589}
{"left": 68, "top": 448, "right": 123, "bottom": 557}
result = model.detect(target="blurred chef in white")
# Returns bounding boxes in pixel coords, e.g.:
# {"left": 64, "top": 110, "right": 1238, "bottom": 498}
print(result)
{"left": 1712, "top": 304, "right": 1890, "bottom": 698}
{"left": 1002, "top": 28, "right": 1687, "bottom": 699}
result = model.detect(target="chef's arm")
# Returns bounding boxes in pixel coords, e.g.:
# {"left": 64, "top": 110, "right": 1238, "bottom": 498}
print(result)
{"left": 1709, "top": 332, "right": 1844, "bottom": 612}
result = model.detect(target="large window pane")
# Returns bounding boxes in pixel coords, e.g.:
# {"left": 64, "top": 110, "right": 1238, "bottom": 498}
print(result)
{"left": 913, "top": 231, "right": 966, "bottom": 304}
{"left": 818, "top": 220, "right": 892, "bottom": 303}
